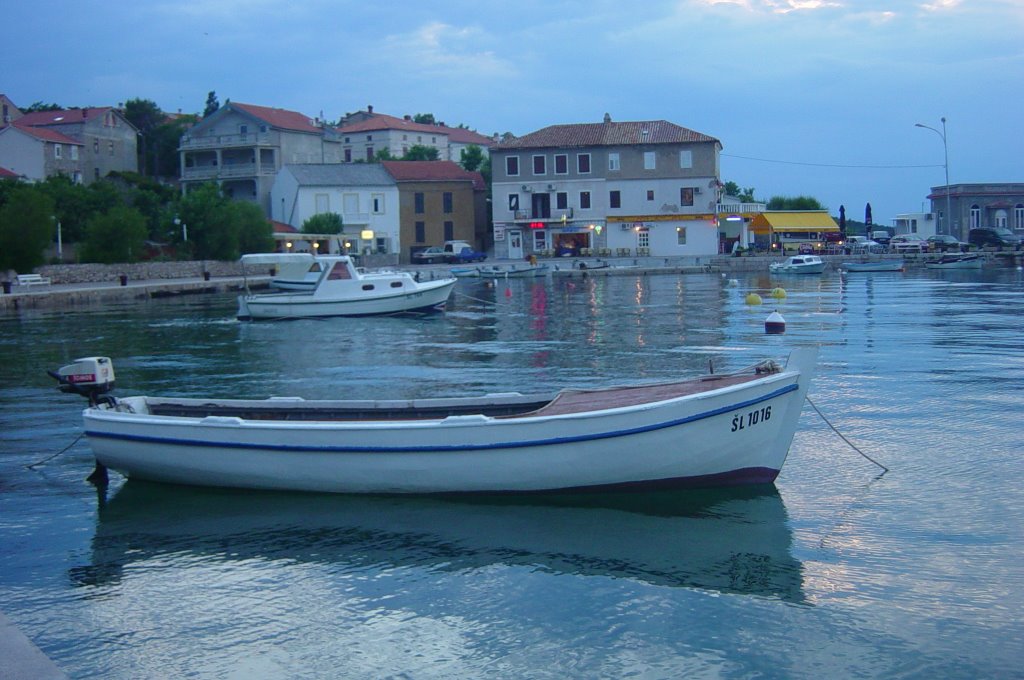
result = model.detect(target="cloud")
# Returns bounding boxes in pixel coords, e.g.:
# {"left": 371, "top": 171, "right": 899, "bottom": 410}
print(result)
{"left": 379, "top": 22, "right": 517, "bottom": 79}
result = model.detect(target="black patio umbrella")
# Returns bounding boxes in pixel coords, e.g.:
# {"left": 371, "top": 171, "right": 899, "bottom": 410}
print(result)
{"left": 865, "top": 203, "right": 873, "bottom": 226}
{"left": 839, "top": 205, "right": 846, "bottom": 238}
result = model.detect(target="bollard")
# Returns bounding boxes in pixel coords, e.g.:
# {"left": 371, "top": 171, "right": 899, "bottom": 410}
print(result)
{"left": 119, "top": 275, "right": 128, "bottom": 286}
{"left": 1, "top": 280, "right": 11, "bottom": 294}
{"left": 203, "top": 271, "right": 211, "bottom": 281}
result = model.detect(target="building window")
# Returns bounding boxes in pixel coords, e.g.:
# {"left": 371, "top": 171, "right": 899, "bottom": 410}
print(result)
{"left": 444, "top": 221, "right": 454, "bottom": 241}
{"left": 366, "top": 147, "right": 374, "bottom": 162}
{"left": 366, "top": 135, "right": 372, "bottom": 141}
{"left": 93, "top": 139, "right": 99, "bottom": 153}
{"left": 647, "top": 190, "right": 655, "bottom": 201}
{"left": 580, "top": 191, "right": 591, "bottom": 210}
{"left": 108, "top": 141, "right": 114, "bottom": 156}
{"left": 415, "top": 192, "right": 425, "bottom": 214}
{"left": 609, "top": 190, "right": 621, "bottom": 209}
{"left": 506, "top": 156, "right": 519, "bottom": 176}
{"left": 509, "top": 194, "right": 519, "bottom": 211}
{"left": 54, "top": 144, "right": 62, "bottom": 159}
{"left": 415, "top": 221, "right": 426, "bottom": 243}
{"left": 644, "top": 151, "right": 656, "bottom": 170}
{"left": 315, "top": 193, "right": 329, "bottom": 213}
{"left": 680, "top": 188, "right": 694, "bottom": 207}
{"left": 1015, "top": 204, "right": 1024, "bottom": 230}
{"left": 554, "top": 154, "right": 568, "bottom": 175}
{"left": 970, "top": 204, "right": 981, "bottom": 229}
{"left": 260, "top": 125, "right": 268, "bottom": 133}
{"left": 344, "top": 149, "right": 352, "bottom": 162}
{"left": 556, "top": 192, "right": 567, "bottom": 210}
{"left": 372, "top": 194, "right": 384, "bottom": 214}
{"left": 532, "top": 155, "right": 546, "bottom": 175}
{"left": 578, "top": 154, "right": 591, "bottom": 174}
{"left": 344, "top": 136, "right": 350, "bottom": 143}
{"left": 679, "top": 150, "right": 692, "bottom": 168}
{"left": 676, "top": 227, "right": 687, "bottom": 245}
{"left": 443, "top": 192, "right": 453, "bottom": 213}
{"left": 637, "top": 229, "right": 650, "bottom": 249}
{"left": 94, "top": 167, "right": 99, "bottom": 180}
{"left": 240, "top": 124, "right": 248, "bottom": 135}
{"left": 608, "top": 153, "right": 619, "bottom": 171}
{"left": 70, "top": 145, "right": 78, "bottom": 160}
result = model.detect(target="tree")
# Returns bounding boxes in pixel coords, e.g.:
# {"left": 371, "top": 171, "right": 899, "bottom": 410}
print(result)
{"left": 722, "top": 181, "right": 757, "bottom": 203}
{"left": 459, "top": 145, "right": 485, "bottom": 172}
{"left": 79, "top": 206, "right": 148, "bottom": 264}
{"left": 38, "top": 176, "right": 94, "bottom": 243}
{"left": 301, "top": 213, "right": 344, "bottom": 234}
{"left": 235, "top": 202, "right": 275, "bottom": 255}
{"left": 374, "top": 148, "right": 395, "bottom": 162}
{"left": 174, "top": 183, "right": 271, "bottom": 260}
{"left": 23, "top": 101, "right": 62, "bottom": 112}
{"left": 403, "top": 145, "right": 440, "bottom": 161}
{"left": 0, "top": 186, "right": 55, "bottom": 272}
{"left": 151, "top": 114, "right": 199, "bottom": 178}
{"left": 413, "top": 113, "right": 436, "bottom": 124}
{"left": 203, "top": 91, "right": 220, "bottom": 117}
{"left": 766, "top": 195, "right": 825, "bottom": 211}
{"left": 123, "top": 98, "right": 164, "bottom": 176}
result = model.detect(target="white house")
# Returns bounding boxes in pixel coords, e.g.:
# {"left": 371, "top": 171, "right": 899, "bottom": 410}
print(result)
{"left": 270, "top": 164, "right": 400, "bottom": 257}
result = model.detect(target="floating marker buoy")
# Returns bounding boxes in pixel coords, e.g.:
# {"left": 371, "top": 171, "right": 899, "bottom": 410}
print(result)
{"left": 771, "top": 287, "right": 787, "bottom": 299}
{"left": 745, "top": 293, "right": 763, "bottom": 305}
{"left": 728, "top": 279, "right": 740, "bottom": 287}
{"left": 504, "top": 287, "right": 512, "bottom": 298}
{"left": 765, "top": 310, "right": 786, "bottom": 334}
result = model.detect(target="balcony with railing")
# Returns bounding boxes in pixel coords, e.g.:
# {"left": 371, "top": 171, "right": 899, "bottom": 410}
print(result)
{"left": 180, "top": 133, "right": 275, "bottom": 150}
{"left": 717, "top": 202, "right": 766, "bottom": 215}
{"left": 181, "top": 162, "right": 278, "bottom": 182}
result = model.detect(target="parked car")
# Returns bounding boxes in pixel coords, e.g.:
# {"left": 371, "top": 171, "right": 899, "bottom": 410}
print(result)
{"left": 412, "top": 246, "right": 448, "bottom": 264}
{"left": 926, "top": 234, "right": 969, "bottom": 252}
{"left": 845, "top": 235, "right": 884, "bottom": 253}
{"left": 889, "top": 235, "right": 928, "bottom": 253}
{"left": 449, "top": 247, "right": 487, "bottom": 264}
{"left": 968, "top": 227, "right": 1022, "bottom": 249}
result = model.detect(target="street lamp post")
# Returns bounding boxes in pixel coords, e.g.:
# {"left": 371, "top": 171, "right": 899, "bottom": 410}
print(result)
{"left": 915, "top": 118, "right": 952, "bottom": 237}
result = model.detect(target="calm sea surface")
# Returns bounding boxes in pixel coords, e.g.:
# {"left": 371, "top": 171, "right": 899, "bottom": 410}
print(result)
{"left": 2, "top": 265, "right": 1023, "bottom": 679}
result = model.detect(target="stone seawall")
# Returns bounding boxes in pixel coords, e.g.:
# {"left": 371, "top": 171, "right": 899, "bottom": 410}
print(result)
{"left": 31, "top": 260, "right": 248, "bottom": 285}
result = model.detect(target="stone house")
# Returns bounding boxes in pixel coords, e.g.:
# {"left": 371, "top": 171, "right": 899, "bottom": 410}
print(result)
{"left": 0, "top": 123, "right": 85, "bottom": 183}
{"left": 336, "top": 106, "right": 492, "bottom": 164}
{"left": 11, "top": 107, "right": 138, "bottom": 183}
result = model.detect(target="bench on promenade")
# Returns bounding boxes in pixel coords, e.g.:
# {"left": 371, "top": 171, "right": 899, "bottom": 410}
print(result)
{"left": 16, "top": 274, "right": 51, "bottom": 286}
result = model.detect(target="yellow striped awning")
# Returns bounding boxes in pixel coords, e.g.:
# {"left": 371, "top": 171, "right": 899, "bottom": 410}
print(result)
{"left": 749, "top": 211, "right": 840, "bottom": 235}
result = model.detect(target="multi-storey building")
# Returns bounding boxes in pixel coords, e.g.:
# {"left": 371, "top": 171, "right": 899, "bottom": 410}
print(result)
{"left": 270, "top": 163, "right": 400, "bottom": 257}
{"left": 925, "top": 183, "right": 1024, "bottom": 238}
{"left": 490, "top": 114, "right": 723, "bottom": 258}
{"left": 0, "top": 123, "right": 84, "bottom": 182}
{"left": 381, "top": 161, "right": 486, "bottom": 262}
{"left": 179, "top": 102, "right": 342, "bottom": 215}
{"left": 5, "top": 107, "right": 137, "bottom": 183}
{"left": 336, "top": 106, "right": 492, "bottom": 163}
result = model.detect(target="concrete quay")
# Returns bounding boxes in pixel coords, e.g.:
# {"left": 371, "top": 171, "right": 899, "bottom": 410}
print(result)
{"left": 0, "top": 611, "right": 67, "bottom": 679}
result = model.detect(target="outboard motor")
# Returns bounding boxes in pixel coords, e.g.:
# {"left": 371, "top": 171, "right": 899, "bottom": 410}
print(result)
{"left": 49, "top": 356, "right": 116, "bottom": 406}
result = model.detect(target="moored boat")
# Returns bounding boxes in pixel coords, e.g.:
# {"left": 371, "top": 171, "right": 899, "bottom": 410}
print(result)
{"left": 924, "top": 253, "right": 984, "bottom": 270}
{"left": 477, "top": 264, "right": 550, "bottom": 279}
{"left": 840, "top": 260, "right": 904, "bottom": 272}
{"left": 769, "top": 255, "right": 826, "bottom": 275}
{"left": 52, "top": 349, "right": 818, "bottom": 495}
{"left": 236, "top": 255, "right": 456, "bottom": 320}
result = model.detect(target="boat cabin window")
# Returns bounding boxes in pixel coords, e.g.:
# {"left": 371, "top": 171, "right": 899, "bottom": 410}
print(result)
{"left": 362, "top": 284, "right": 375, "bottom": 291}
{"left": 327, "top": 263, "right": 352, "bottom": 280}
{"left": 308, "top": 262, "right": 322, "bottom": 273}
{"left": 390, "top": 282, "right": 403, "bottom": 288}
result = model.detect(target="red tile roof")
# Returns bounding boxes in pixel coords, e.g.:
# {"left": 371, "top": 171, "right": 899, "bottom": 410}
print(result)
{"left": 232, "top": 102, "right": 326, "bottom": 134}
{"left": 5, "top": 122, "right": 83, "bottom": 145}
{"left": 495, "top": 119, "right": 720, "bottom": 149}
{"left": 16, "top": 107, "right": 114, "bottom": 126}
{"left": 271, "top": 220, "right": 298, "bottom": 233}
{"left": 337, "top": 113, "right": 492, "bottom": 147}
{"left": 0, "top": 166, "right": 19, "bottom": 178}
{"left": 382, "top": 161, "right": 486, "bottom": 190}
{"left": 446, "top": 127, "right": 493, "bottom": 146}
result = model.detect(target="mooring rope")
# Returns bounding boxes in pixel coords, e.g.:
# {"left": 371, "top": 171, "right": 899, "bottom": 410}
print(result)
{"left": 806, "top": 396, "right": 889, "bottom": 473}
{"left": 26, "top": 433, "right": 84, "bottom": 470}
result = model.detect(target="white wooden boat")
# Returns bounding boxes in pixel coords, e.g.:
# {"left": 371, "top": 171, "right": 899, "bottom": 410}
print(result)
{"left": 840, "top": 260, "right": 904, "bottom": 272}
{"left": 769, "top": 255, "right": 826, "bottom": 275}
{"left": 477, "top": 264, "right": 550, "bottom": 279}
{"left": 54, "top": 349, "right": 817, "bottom": 495}
{"left": 924, "top": 253, "right": 984, "bottom": 270}
{"left": 236, "top": 255, "right": 456, "bottom": 320}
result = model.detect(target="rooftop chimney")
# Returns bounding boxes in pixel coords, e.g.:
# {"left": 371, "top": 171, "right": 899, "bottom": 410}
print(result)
{"left": 603, "top": 113, "right": 611, "bottom": 123}
{"left": 367, "top": 105, "right": 373, "bottom": 114}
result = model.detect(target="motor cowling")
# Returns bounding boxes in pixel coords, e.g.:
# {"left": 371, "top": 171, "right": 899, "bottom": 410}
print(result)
{"left": 49, "top": 356, "right": 116, "bottom": 404}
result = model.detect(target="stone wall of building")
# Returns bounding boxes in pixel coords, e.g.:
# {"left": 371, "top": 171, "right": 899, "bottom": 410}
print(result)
{"left": 33, "top": 260, "right": 248, "bottom": 285}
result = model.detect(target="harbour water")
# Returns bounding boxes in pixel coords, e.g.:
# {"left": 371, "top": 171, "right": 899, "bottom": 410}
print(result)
{"left": 2, "top": 265, "right": 1023, "bottom": 679}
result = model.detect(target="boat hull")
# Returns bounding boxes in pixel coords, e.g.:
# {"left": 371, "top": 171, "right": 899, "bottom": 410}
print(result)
{"left": 82, "top": 350, "right": 816, "bottom": 494}
{"left": 841, "top": 261, "right": 904, "bottom": 272}
{"left": 924, "top": 255, "right": 984, "bottom": 270}
{"left": 238, "top": 278, "right": 456, "bottom": 319}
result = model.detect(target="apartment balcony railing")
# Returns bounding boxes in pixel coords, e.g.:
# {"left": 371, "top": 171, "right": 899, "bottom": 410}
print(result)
{"left": 180, "top": 133, "right": 274, "bottom": 150}
{"left": 181, "top": 163, "right": 277, "bottom": 181}
{"left": 717, "top": 202, "right": 766, "bottom": 214}
{"left": 511, "top": 208, "right": 573, "bottom": 222}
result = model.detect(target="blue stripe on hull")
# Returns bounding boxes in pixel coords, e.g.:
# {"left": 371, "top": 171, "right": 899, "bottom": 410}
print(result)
{"left": 86, "top": 384, "right": 798, "bottom": 453}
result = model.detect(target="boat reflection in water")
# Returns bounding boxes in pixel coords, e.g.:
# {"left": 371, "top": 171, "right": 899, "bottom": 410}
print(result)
{"left": 72, "top": 481, "right": 805, "bottom": 602}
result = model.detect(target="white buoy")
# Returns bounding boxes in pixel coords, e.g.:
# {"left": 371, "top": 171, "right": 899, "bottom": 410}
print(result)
{"left": 765, "top": 310, "right": 786, "bottom": 334}
{"left": 728, "top": 279, "right": 740, "bottom": 287}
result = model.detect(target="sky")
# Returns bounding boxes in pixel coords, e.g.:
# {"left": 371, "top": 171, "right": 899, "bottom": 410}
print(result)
{"left": 3, "top": 0, "right": 1022, "bottom": 224}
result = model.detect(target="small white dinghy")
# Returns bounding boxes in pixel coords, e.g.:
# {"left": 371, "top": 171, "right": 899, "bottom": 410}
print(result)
{"left": 237, "top": 254, "right": 456, "bottom": 320}
{"left": 51, "top": 349, "right": 818, "bottom": 495}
